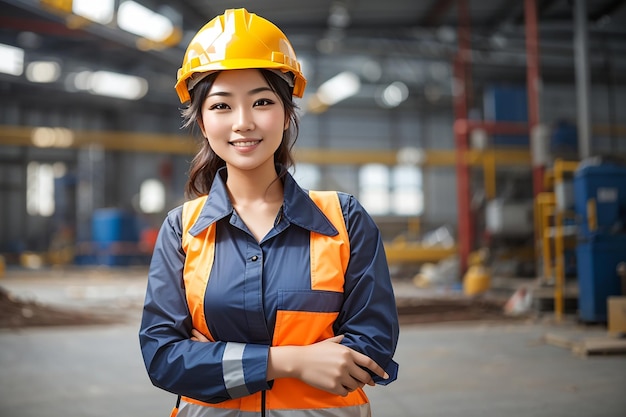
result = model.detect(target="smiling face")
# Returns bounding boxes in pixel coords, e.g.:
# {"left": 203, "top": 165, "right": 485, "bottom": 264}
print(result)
{"left": 198, "top": 69, "right": 288, "bottom": 176}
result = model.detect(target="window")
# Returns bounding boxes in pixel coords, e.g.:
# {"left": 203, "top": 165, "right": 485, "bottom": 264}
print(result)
{"left": 359, "top": 163, "right": 423, "bottom": 216}
{"left": 392, "top": 164, "right": 423, "bottom": 215}
{"left": 359, "top": 164, "right": 390, "bottom": 215}
{"left": 27, "top": 162, "right": 65, "bottom": 217}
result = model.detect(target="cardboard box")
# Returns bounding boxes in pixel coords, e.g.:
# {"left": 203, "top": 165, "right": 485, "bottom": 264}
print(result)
{"left": 607, "top": 296, "right": 626, "bottom": 336}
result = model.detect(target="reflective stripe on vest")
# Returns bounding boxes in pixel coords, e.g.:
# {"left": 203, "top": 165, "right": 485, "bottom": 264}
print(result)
{"left": 177, "top": 400, "right": 371, "bottom": 417}
{"left": 180, "top": 191, "right": 370, "bottom": 417}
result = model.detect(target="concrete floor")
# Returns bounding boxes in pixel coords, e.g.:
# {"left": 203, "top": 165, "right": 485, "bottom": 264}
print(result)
{"left": 1, "top": 269, "right": 625, "bottom": 417}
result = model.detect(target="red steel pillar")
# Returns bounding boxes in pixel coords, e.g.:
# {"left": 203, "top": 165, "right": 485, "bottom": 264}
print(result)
{"left": 525, "top": 0, "right": 544, "bottom": 196}
{"left": 454, "top": 0, "right": 473, "bottom": 273}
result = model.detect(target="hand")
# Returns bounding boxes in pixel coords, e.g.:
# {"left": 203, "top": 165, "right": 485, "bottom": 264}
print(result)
{"left": 190, "top": 328, "right": 210, "bottom": 342}
{"left": 269, "top": 335, "right": 389, "bottom": 396}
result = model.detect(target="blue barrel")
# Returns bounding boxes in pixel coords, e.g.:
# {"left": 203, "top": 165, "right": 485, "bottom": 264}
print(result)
{"left": 576, "top": 234, "right": 626, "bottom": 322}
{"left": 92, "top": 208, "right": 138, "bottom": 245}
{"left": 574, "top": 162, "right": 626, "bottom": 238}
{"left": 91, "top": 209, "right": 139, "bottom": 266}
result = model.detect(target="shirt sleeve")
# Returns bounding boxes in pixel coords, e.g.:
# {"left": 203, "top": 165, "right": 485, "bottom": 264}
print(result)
{"left": 138, "top": 207, "right": 271, "bottom": 402}
{"left": 334, "top": 193, "right": 400, "bottom": 385}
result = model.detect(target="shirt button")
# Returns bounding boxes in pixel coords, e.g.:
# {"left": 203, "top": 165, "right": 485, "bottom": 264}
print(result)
{"left": 251, "top": 255, "right": 258, "bottom": 262}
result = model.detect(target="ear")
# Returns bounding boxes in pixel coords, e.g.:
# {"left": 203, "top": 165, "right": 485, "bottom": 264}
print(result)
{"left": 283, "top": 114, "right": 290, "bottom": 131}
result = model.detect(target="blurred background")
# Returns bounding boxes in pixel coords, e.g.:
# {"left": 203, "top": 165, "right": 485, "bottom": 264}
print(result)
{"left": 1, "top": 0, "right": 626, "bottom": 325}
{"left": 2, "top": 2, "right": 626, "bottom": 416}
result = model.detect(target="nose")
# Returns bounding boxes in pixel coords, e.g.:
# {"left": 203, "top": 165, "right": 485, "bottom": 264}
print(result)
{"left": 232, "top": 107, "right": 254, "bottom": 132}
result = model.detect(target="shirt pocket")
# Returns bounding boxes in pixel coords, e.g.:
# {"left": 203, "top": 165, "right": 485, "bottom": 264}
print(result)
{"left": 272, "top": 290, "right": 343, "bottom": 346}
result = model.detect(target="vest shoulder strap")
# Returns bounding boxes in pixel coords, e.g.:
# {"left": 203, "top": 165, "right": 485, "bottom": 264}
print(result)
{"left": 308, "top": 190, "right": 349, "bottom": 248}
{"left": 308, "top": 190, "right": 351, "bottom": 289}
{"left": 180, "top": 195, "right": 213, "bottom": 339}
{"left": 181, "top": 195, "right": 208, "bottom": 251}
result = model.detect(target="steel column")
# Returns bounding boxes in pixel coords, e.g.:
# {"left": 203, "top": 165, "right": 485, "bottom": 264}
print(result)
{"left": 525, "top": 0, "right": 545, "bottom": 197}
{"left": 454, "top": 0, "right": 473, "bottom": 274}
{"left": 574, "top": 0, "right": 592, "bottom": 159}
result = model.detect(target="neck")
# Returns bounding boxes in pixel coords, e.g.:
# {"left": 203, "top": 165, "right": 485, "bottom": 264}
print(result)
{"left": 225, "top": 164, "right": 283, "bottom": 206}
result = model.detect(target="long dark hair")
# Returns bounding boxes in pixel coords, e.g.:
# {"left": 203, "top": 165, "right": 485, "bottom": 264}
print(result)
{"left": 182, "top": 69, "right": 300, "bottom": 198}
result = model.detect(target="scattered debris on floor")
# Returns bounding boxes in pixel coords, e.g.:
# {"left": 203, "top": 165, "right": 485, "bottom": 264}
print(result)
{"left": 0, "top": 269, "right": 528, "bottom": 329}
{"left": 396, "top": 296, "right": 524, "bottom": 325}
{"left": 504, "top": 287, "right": 533, "bottom": 316}
{"left": 0, "top": 286, "right": 125, "bottom": 329}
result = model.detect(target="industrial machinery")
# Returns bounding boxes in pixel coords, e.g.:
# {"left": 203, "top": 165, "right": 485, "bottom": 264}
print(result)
{"left": 574, "top": 157, "right": 626, "bottom": 322}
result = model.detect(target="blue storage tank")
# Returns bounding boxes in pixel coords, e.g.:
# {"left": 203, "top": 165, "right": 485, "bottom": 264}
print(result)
{"left": 573, "top": 161, "right": 626, "bottom": 237}
{"left": 576, "top": 234, "right": 626, "bottom": 322}
{"left": 483, "top": 85, "right": 528, "bottom": 147}
{"left": 550, "top": 120, "right": 578, "bottom": 152}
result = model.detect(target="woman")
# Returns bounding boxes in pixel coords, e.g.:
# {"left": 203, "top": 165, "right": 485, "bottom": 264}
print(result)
{"left": 139, "top": 8, "right": 399, "bottom": 417}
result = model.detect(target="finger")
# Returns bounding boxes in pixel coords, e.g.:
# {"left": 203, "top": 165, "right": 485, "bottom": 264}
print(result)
{"left": 347, "top": 381, "right": 366, "bottom": 391}
{"left": 341, "top": 379, "right": 366, "bottom": 395}
{"left": 324, "top": 334, "right": 344, "bottom": 344}
{"left": 341, "top": 362, "right": 371, "bottom": 392}
{"left": 348, "top": 364, "right": 375, "bottom": 386}
{"left": 191, "top": 329, "right": 209, "bottom": 342}
{"left": 351, "top": 351, "right": 389, "bottom": 380}
{"left": 341, "top": 384, "right": 355, "bottom": 395}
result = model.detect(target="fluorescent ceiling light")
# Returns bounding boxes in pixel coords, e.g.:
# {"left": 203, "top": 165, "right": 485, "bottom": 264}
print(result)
{"left": 316, "top": 71, "right": 360, "bottom": 106}
{"left": 26, "top": 61, "right": 61, "bottom": 83}
{"left": 396, "top": 147, "right": 425, "bottom": 165}
{"left": 90, "top": 71, "right": 148, "bottom": 100}
{"left": 72, "top": 70, "right": 148, "bottom": 100}
{"left": 31, "top": 127, "right": 74, "bottom": 148}
{"left": 139, "top": 179, "right": 166, "bottom": 213}
{"left": 328, "top": 3, "right": 350, "bottom": 28}
{"left": 0, "top": 43, "right": 24, "bottom": 76}
{"left": 378, "top": 81, "right": 409, "bottom": 108}
{"left": 73, "top": 0, "right": 115, "bottom": 24}
{"left": 117, "top": 1, "right": 174, "bottom": 42}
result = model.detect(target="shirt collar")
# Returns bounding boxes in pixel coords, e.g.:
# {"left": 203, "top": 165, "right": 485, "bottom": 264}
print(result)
{"left": 188, "top": 165, "right": 338, "bottom": 237}
{"left": 187, "top": 167, "right": 232, "bottom": 236}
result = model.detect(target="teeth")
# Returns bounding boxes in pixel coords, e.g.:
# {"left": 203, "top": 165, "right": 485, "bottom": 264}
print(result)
{"left": 231, "top": 141, "right": 259, "bottom": 147}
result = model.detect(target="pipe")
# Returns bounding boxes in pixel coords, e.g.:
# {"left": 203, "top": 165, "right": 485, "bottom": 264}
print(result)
{"left": 574, "top": 0, "right": 592, "bottom": 159}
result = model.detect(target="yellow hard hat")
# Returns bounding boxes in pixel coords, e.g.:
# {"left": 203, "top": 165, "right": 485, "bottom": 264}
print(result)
{"left": 175, "top": 8, "right": 306, "bottom": 103}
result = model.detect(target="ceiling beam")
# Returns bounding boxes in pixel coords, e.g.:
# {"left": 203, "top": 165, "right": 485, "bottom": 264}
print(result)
{"left": 419, "top": 0, "right": 456, "bottom": 27}
{"left": 1, "top": 0, "right": 182, "bottom": 66}
{"left": 486, "top": 0, "right": 561, "bottom": 34}
{"left": 0, "top": 16, "right": 89, "bottom": 38}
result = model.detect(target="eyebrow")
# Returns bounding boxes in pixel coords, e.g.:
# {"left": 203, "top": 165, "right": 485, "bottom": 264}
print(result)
{"left": 208, "top": 86, "right": 274, "bottom": 97}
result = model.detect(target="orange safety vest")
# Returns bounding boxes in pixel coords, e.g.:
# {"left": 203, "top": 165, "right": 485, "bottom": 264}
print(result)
{"left": 177, "top": 190, "right": 371, "bottom": 417}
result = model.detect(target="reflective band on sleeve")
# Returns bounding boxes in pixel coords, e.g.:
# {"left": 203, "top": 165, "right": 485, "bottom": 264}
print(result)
{"left": 222, "top": 343, "right": 250, "bottom": 398}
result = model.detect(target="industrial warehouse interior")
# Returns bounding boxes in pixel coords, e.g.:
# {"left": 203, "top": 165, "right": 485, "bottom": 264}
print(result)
{"left": 1, "top": 0, "right": 625, "bottom": 416}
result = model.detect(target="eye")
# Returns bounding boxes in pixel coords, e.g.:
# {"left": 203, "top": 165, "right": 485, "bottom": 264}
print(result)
{"left": 254, "top": 98, "right": 274, "bottom": 107}
{"left": 209, "top": 102, "right": 230, "bottom": 110}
